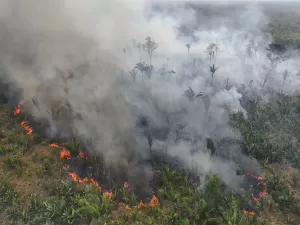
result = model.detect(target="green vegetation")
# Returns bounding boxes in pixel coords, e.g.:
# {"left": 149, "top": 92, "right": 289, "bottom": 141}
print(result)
{"left": 267, "top": 11, "right": 300, "bottom": 45}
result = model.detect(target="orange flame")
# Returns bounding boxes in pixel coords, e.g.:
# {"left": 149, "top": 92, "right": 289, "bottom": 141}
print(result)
{"left": 242, "top": 209, "right": 248, "bottom": 215}
{"left": 60, "top": 147, "right": 71, "bottom": 160}
{"left": 104, "top": 190, "right": 113, "bottom": 200}
{"left": 242, "top": 209, "right": 255, "bottom": 216}
{"left": 20, "top": 121, "right": 33, "bottom": 135}
{"left": 13, "top": 106, "right": 108, "bottom": 205}
{"left": 149, "top": 195, "right": 159, "bottom": 208}
{"left": 49, "top": 143, "right": 59, "bottom": 148}
{"left": 69, "top": 173, "right": 87, "bottom": 183}
{"left": 241, "top": 172, "right": 267, "bottom": 216}
{"left": 13, "top": 105, "right": 32, "bottom": 135}
{"left": 14, "top": 104, "right": 21, "bottom": 116}
{"left": 68, "top": 172, "right": 103, "bottom": 191}
{"left": 244, "top": 172, "right": 267, "bottom": 204}
{"left": 90, "top": 178, "right": 102, "bottom": 191}
{"left": 79, "top": 152, "right": 88, "bottom": 160}
{"left": 13, "top": 105, "right": 161, "bottom": 211}
{"left": 249, "top": 211, "right": 255, "bottom": 216}
{"left": 69, "top": 172, "right": 81, "bottom": 182}
{"left": 138, "top": 200, "right": 146, "bottom": 209}
{"left": 49, "top": 144, "right": 72, "bottom": 161}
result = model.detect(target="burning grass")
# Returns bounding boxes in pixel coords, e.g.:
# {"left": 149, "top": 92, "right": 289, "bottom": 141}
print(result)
{"left": 0, "top": 102, "right": 266, "bottom": 224}
{"left": 0, "top": 94, "right": 300, "bottom": 224}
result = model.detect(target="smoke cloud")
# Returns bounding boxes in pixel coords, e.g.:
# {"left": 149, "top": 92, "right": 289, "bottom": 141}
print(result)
{"left": 0, "top": 0, "right": 299, "bottom": 192}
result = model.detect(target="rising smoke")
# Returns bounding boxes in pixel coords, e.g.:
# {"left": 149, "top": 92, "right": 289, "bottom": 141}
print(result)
{"left": 0, "top": 0, "right": 299, "bottom": 192}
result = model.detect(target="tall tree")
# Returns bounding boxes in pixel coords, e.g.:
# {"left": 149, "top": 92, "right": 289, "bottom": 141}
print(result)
{"left": 205, "top": 43, "right": 219, "bottom": 66}
{"left": 186, "top": 44, "right": 191, "bottom": 59}
{"left": 142, "top": 37, "right": 158, "bottom": 65}
{"left": 210, "top": 64, "right": 219, "bottom": 86}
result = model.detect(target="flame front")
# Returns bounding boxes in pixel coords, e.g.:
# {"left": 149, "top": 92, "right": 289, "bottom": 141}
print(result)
{"left": 60, "top": 147, "right": 71, "bottom": 160}
{"left": 20, "top": 121, "right": 33, "bottom": 135}
{"left": 14, "top": 104, "right": 21, "bottom": 116}
{"left": 242, "top": 209, "right": 255, "bottom": 216}
{"left": 90, "top": 178, "right": 102, "bottom": 191}
{"left": 14, "top": 105, "right": 32, "bottom": 135}
{"left": 242, "top": 172, "right": 267, "bottom": 216}
{"left": 49, "top": 143, "right": 59, "bottom": 148}
{"left": 104, "top": 191, "right": 113, "bottom": 200}
{"left": 123, "top": 182, "right": 129, "bottom": 190}
{"left": 49, "top": 144, "right": 71, "bottom": 160}
{"left": 138, "top": 200, "right": 146, "bottom": 209}
{"left": 14, "top": 104, "right": 160, "bottom": 211}
{"left": 79, "top": 152, "right": 88, "bottom": 160}
{"left": 149, "top": 195, "right": 159, "bottom": 208}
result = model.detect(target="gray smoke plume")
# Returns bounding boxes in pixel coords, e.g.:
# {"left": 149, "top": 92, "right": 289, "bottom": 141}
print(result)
{"left": 0, "top": 0, "right": 298, "bottom": 191}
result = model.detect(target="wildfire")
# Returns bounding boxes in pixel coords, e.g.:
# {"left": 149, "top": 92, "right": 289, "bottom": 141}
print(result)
{"left": 49, "top": 143, "right": 59, "bottom": 148}
{"left": 241, "top": 172, "right": 268, "bottom": 216}
{"left": 20, "top": 121, "right": 33, "bottom": 135}
{"left": 49, "top": 144, "right": 71, "bottom": 160}
{"left": 14, "top": 104, "right": 21, "bottom": 116}
{"left": 69, "top": 172, "right": 85, "bottom": 183}
{"left": 104, "top": 190, "right": 113, "bottom": 200}
{"left": 123, "top": 182, "right": 129, "bottom": 190}
{"left": 244, "top": 172, "right": 267, "bottom": 204}
{"left": 69, "top": 173, "right": 102, "bottom": 190}
{"left": 90, "top": 178, "right": 102, "bottom": 191}
{"left": 242, "top": 209, "right": 255, "bottom": 216}
{"left": 14, "top": 104, "right": 162, "bottom": 212}
{"left": 149, "top": 195, "right": 159, "bottom": 208}
{"left": 13, "top": 105, "right": 33, "bottom": 135}
{"left": 60, "top": 147, "right": 71, "bottom": 160}
{"left": 79, "top": 152, "right": 88, "bottom": 160}
{"left": 137, "top": 200, "right": 146, "bottom": 209}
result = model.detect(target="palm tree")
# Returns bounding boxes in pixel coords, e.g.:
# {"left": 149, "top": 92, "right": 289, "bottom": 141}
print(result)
{"left": 129, "top": 69, "right": 137, "bottom": 82}
{"left": 135, "top": 62, "right": 153, "bottom": 81}
{"left": 135, "top": 62, "right": 146, "bottom": 82}
{"left": 186, "top": 44, "right": 191, "bottom": 59}
{"left": 144, "top": 65, "right": 153, "bottom": 80}
{"left": 282, "top": 70, "right": 288, "bottom": 90}
{"left": 183, "top": 87, "right": 203, "bottom": 101}
{"left": 147, "top": 129, "right": 153, "bottom": 152}
{"left": 142, "top": 37, "right": 158, "bottom": 65}
{"left": 205, "top": 43, "right": 219, "bottom": 66}
{"left": 210, "top": 64, "right": 219, "bottom": 86}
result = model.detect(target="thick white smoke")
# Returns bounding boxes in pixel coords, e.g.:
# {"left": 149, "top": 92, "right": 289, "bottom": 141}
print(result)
{"left": 0, "top": 0, "right": 298, "bottom": 190}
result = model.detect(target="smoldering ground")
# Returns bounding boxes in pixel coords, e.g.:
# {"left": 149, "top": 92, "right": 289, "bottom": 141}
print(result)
{"left": 0, "top": 0, "right": 299, "bottom": 195}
